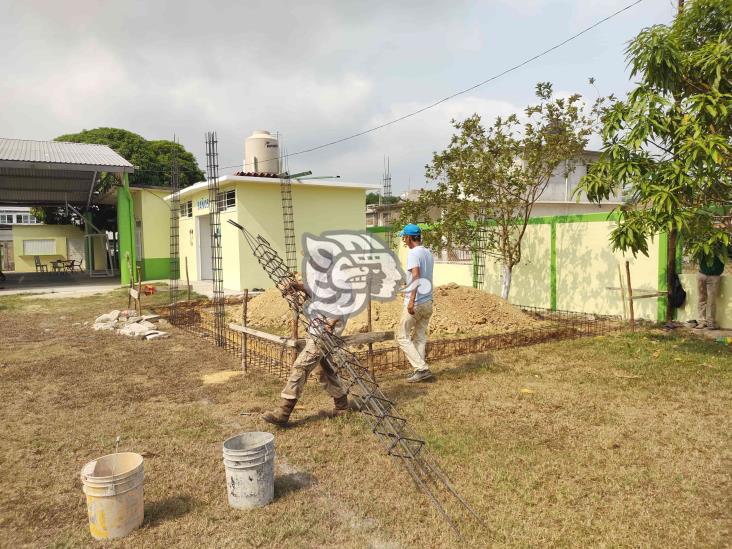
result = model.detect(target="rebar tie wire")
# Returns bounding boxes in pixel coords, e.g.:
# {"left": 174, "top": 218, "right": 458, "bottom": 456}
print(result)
{"left": 228, "top": 219, "right": 485, "bottom": 538}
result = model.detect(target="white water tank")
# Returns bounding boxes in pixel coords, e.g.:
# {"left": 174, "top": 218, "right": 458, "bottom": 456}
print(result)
{"left": 244, "top": 130, "right": 280, "bottom": 174}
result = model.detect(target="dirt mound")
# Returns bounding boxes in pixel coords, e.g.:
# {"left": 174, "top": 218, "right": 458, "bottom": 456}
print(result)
{"left": 244, "top": 283, "right": 538, "bottom": 337}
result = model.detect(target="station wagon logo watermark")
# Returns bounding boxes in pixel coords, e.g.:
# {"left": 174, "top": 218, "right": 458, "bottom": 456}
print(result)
{"left": 302, "top": 230, "right": 431, "bottom": 322}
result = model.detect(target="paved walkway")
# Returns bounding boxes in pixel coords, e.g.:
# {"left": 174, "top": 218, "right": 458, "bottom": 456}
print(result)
{"left": 0, "top": 272, "right": 121, "bottom": 298}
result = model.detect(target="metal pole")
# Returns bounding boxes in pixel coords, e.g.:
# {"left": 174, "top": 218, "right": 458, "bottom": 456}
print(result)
{"left": 242, "top": 289, "right": 248, "bottom": 372}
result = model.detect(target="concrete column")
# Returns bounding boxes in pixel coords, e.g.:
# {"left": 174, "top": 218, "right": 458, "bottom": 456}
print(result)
{"left": 117, "top": 173, "right": 136, "bottom": 285}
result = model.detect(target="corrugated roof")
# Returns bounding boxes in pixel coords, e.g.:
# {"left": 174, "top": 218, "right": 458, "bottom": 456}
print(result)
{"left": 0, "top": 138, "right": 133, "bottom": 171}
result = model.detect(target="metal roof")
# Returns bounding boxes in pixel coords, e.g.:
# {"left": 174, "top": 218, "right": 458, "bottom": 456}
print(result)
{"left": 0, "top": 138, "right": 134, "bottom": 206}
{"left": 0, "top": 138, "right": 133, "bottom": 172}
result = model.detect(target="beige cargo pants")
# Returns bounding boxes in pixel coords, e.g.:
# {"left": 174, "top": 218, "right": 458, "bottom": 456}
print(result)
{"left": 697, "top": 273, "right": 721, "bottom": 328}
{"left": 396, "top": 301, "right": 433, "bottom": 372}
{"left": 280, "top": 337, "right": 347, "bottom": 400}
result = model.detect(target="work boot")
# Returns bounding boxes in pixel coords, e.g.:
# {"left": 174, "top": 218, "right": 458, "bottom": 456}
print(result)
{"left": 407, "top": 369, "right": 434, "bottom": 383}
{"left": 261, "top": 398, "right": 297, "bottom": 426}
{"left": 332, "top": 395, "right": 349, "bottom": 416}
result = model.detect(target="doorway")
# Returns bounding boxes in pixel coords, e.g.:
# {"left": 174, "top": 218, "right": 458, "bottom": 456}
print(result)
{"left": 196, "top": 215, "right": 213, "bottom": 280}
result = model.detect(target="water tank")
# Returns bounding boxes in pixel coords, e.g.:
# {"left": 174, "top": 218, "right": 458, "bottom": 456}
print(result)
{"left": 244, "top": 130, "right": 280, "bottom": 175}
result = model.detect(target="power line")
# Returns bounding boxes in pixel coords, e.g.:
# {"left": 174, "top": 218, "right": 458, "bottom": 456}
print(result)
{"left": 214, "top": 0, "right": 644, "bottom": 172}
{"left": 118, "top": 0, "right": 645, "bottom": 178}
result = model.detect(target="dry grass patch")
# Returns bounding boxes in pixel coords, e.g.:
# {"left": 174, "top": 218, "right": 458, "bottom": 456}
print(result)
{"left": 0, "top": 291, "right": 730, "bottom": 547}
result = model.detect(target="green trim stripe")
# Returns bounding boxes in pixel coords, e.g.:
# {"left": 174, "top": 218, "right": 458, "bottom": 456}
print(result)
{"left": 366, "top": 210, "right": 620, "bottom": 234}
{"left": 550, "top": 221, "right": 557, "bottom": 311}
{"left": 657, "top": 232, "right": 668, "bottom": 322}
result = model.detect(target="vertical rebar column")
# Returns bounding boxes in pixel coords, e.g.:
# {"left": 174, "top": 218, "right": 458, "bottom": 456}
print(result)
{"left": 169, "top": 141, "right": 181, "bottom": 323}
{"left": 473, "top": 207, "right": 489, "bottom": 289}
{"left": 279, "top": 150, "right": 297, "bottom": 273}
{"left": 382, "top": 156, "right": 394, "bottom": 249}
{"left": 205, "top": 131, "right": 225, "bottom": 346}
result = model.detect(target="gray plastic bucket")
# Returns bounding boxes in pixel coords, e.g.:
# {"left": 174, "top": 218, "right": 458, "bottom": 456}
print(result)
{"left": 223, "top": 432, "right": 275, "bottom": 509}
{"left": 80, "top": 452, "right": 144, "bottom": 540}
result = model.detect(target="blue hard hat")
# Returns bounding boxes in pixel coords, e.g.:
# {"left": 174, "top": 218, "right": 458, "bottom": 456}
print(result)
{"left": 398, "top": 223, "right": 421, "bottom": 237}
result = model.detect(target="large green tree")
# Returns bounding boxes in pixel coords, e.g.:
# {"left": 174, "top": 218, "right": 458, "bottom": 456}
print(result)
{"left": 55, "top": 127, "right": 204, "bottom": 190}
{"left": 34, "top": 128, "right": 205, "bottom": 230}
{"left": 577, "top": 0, "right": 732, "bottom": 318}
{"left": 399, "top": 83, "right": 597, "bottom": 299}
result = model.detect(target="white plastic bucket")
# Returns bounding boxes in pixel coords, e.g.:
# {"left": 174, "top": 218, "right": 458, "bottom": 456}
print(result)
{"left": 223, "top": 432, "right": 275, "bottom": 509}
{"left": 80, "top": 452, "right": 144, "bottom": 540}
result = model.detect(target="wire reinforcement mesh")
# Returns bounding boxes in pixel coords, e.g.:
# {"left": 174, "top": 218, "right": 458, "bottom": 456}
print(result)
{"left": 162, "top": 303, "right": 619, "bottom": 378}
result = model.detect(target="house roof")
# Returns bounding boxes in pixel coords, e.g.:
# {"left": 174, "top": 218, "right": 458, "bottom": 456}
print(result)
{"left": 166, "top": 174, "right": 379, "bottom": 201}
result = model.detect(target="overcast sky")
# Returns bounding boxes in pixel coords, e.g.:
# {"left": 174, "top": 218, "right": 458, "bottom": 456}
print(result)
{"left": 1, "top": 0, "right": 676, "bottom": 194}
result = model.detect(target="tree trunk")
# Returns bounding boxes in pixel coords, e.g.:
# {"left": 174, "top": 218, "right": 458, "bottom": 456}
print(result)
{"left": 666, "top": 228, "right": 677, "bottom": 323}
{"left": 501, "top": 264, "right": 513, "bottom": 300}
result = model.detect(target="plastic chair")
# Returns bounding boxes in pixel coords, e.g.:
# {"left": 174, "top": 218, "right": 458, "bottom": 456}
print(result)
{"left": 34, "top": 256, "right": 48, "bottom": 272}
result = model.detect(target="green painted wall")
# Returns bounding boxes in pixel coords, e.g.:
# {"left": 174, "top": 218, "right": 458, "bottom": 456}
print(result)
{"left": 142, "top": 257, "right": 171, "bottom": 280}
{"left": 371, "top": 212, "right": 674, "bottom": 321}
{"left": 117, "top": 174, "right": 136, "bottom": 285}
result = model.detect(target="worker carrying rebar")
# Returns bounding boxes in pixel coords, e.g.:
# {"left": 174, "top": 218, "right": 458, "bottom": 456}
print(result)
{"left": 396, "top": 223, "right": 435, "bottom": 383}
{"left": 261, "top": 280, "right": 349, "bottom": 427}
{"left": 261, "top": 229, "right": 406, "bottom": 426}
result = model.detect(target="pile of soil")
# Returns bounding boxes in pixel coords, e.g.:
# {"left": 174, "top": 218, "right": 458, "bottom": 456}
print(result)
{"left": 242, "top": 283, "right": 539, "bottom": 337}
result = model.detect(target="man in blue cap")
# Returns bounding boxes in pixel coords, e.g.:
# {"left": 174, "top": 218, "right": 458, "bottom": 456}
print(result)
{"left": 397, "top": 223, "right": 435, "bottom": 382}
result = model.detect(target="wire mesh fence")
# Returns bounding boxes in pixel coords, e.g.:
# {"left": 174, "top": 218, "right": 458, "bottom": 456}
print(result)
{"left": 157, "top": 301, "right": 621, "bottom": 379}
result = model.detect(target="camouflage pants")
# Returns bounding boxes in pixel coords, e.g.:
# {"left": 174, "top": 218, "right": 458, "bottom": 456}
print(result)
{"left": 280, "top": 337, "right": 347, "bottom": 400}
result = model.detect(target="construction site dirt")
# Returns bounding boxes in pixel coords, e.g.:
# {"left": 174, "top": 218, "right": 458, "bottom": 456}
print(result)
{"left": 154, "top": 292, "right": 621, "bottom": 380}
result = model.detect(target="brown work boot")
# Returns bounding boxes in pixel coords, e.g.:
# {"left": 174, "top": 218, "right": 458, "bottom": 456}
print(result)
{"left": 332, "top": 395, "right": 349, "bottom": 416}
{"left": 261, "top": 398, "right": 297, "bottom": 426}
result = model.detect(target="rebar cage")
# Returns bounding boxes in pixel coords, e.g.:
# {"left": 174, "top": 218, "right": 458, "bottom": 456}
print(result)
{"left": 157, "top": 302, "right": 620, "bottom": 379}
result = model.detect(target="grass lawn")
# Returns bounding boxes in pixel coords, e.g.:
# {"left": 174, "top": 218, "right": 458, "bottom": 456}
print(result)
{"left": 0, "top": 291, "right": 730, "bottom": 548}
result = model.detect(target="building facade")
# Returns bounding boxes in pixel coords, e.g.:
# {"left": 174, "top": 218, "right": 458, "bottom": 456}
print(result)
{"left": 171, "top": 175, "right": 377, "bottom": 291}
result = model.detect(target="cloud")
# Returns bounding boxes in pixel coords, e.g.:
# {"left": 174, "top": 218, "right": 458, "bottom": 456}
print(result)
{"left": 0, "top": 0, "right": 671, "bottom": 194}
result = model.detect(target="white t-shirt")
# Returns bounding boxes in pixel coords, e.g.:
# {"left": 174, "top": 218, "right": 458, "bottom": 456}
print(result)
{"left": 404, "top": 245, "right": 434, "bottom": 305}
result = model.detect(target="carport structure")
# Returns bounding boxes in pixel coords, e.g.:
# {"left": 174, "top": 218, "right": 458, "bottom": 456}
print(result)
{"left": 0, "top": 138, "right": 137, "bottom": 284}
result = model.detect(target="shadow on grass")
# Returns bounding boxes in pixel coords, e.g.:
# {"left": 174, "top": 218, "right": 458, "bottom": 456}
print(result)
{"left": 275, "top": 470, "right": 317, "bottom": 499}
{"left": 144, "top": 495, "right": 195, "bottom": 527}
{"left": 434, "top": 352, "right": 511, "bottom": 381}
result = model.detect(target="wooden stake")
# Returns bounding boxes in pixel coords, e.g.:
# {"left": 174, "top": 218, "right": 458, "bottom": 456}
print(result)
{"left": 367, "top": 278, "right": 374, "bottom": 378}
{"left": 625, "top": 260, "right": 635, "bottom": 331}
{"left": 136, "top": 265, "right": 143, "bottom": 316}
{"left": 242, "top": 289, "right": 248, "bottom": 372}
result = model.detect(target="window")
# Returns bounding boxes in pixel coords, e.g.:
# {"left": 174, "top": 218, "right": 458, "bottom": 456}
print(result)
{"left": 179, "top": 201, "right": 192, "bottom": 218}
{"left": 0, "top": 214, "right": 12, "bottom": 224}
{"left": 13, "top": 214, "right": 39, "bottom": 224}
{"left": 23, "top": 239, "right": 56, "bottom": 255}
{"left": 217, "top": 190, "right": 236, "bottom": 211}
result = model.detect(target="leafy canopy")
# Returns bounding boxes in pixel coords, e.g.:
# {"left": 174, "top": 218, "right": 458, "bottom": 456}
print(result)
{"left": 55, "top": 127, "right": 204, "bottom": 190}
{"left": 577, "top": 0, "right": 732, "bottom": 261}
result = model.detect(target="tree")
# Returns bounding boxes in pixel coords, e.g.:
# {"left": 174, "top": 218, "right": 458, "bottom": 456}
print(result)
{"left": 35, "top": 128, "right": 205, "bottom": 231}
{"left": 55, "top": 128, "right": 204, "bottom": 190}
{"left": 366, "top": 192, "right": 399, "bottom": 205}
{"left": 577, "top": 0, "right": 732, "bottom": 319}
{"left": 399, "top": 83, "right": 597, "bottom": 299}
